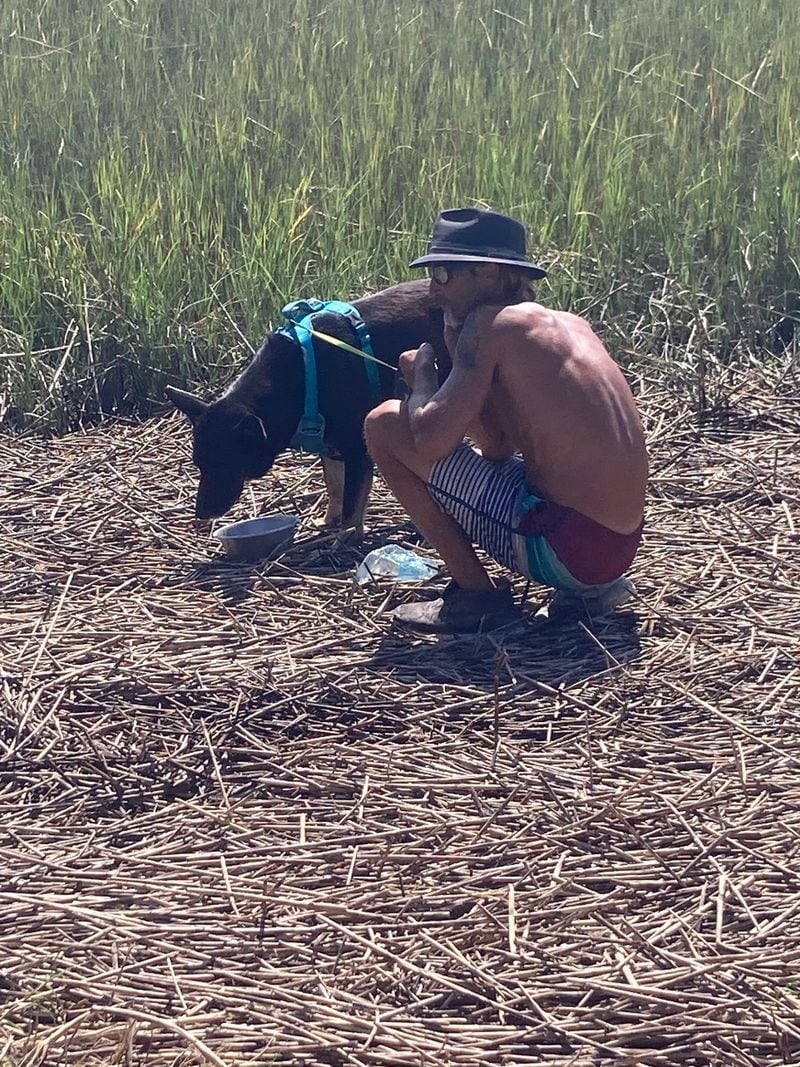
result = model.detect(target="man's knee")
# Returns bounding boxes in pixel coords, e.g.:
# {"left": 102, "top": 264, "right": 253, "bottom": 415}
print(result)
{"left": 364, "top": 399, "right": 402, "bottom": 458}
{"left": 365, "top": 400, "right": 436, "bottom": 483}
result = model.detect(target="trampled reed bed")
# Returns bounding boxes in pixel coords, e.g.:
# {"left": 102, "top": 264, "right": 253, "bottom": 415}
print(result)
{"left": 0, "top": 0, "right": 797, "bottom": 430}
{"left": 2, "top": 376, "right": 800, "bottom": 1064}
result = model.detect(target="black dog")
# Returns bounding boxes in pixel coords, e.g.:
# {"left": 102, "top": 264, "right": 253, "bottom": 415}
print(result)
{"left": 167, "top": 279, "right": 448, "bottom": 530}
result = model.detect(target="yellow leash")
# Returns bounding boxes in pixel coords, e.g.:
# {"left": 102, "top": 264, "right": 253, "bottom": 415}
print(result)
{"left": 302, "top": 325, "right": 398, "bottom": 372}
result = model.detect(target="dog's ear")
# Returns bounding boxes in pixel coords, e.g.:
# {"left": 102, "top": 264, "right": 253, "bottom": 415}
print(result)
{"left": 232, "top": 412, "right": 269, "bottom": 443}
{"left": 166, "top": 386, "right": 209, "bottom": 424}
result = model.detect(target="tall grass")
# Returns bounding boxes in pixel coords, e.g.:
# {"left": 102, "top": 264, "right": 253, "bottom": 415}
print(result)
{"left": 0, "top": 0, "right": 797, "bottom": 429}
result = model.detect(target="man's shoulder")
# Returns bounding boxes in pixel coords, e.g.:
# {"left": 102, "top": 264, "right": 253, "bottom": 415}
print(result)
{"left": 497, "top": 302, "right": 599, "bottom": 347}
{"left": 467, "top": 300, "right": 562, "bottom": 332}
{"left": 462, "top": 298, "right": 546, "bottom": 330}
{"left": 462, "top": 303, "right": 593, "bottom": 364}
{"left": 464, "top": 302, "right": 559, "bottom": 350}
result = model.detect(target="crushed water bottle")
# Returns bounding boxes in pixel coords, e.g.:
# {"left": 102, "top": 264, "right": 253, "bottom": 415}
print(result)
{"left": 355, "top": 544, "right": 439, "bottom": 585}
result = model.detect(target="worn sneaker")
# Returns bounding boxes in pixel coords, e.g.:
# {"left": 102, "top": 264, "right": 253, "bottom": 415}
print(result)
{"left": 392, "top": 579, "right": 523, "bottom": 634}
{"left": 548, "top": 576, "right": 636, "bottom": 620}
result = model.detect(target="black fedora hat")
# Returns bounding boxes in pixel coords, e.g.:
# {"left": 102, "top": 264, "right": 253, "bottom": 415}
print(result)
{"left": 410, "top": 207, "right": 546, "bottom": 278}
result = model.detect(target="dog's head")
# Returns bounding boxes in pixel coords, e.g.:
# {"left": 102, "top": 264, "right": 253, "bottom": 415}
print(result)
{"left": 167, "top": 387, "right": 278, "bottom": 519}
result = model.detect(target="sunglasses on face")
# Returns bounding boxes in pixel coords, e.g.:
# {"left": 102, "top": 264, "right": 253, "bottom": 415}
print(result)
{"left": 427, "top": 263, "right": 469, "bottom": 285}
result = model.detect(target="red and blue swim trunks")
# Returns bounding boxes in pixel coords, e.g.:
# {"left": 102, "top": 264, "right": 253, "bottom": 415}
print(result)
{"left": 427, "top": 444, "right": 643, "bottom": 592}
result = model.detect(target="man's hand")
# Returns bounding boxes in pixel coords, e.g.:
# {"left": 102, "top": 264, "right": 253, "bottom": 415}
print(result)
{"left": 399, "top": 343, "right": 438, "bottom": 392}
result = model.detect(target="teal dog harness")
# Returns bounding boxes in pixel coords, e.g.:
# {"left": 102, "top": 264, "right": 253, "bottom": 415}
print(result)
{"left": 278, "top": 299, "right": 382, "bottom": 456}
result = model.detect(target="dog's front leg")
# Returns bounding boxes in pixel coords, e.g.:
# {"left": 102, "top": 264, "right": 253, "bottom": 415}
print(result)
{"left": 321, "top": 456, "right": 345, "bottom": 527}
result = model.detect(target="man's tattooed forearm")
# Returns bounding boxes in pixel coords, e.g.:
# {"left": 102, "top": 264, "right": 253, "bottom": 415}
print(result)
{"left": 455, "top": 316, "right": 481, "bottom": 369}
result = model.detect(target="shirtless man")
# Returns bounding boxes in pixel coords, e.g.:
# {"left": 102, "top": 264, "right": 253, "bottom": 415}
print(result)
{"left": 364, "top": 208, "right": 648, "bottom": 633}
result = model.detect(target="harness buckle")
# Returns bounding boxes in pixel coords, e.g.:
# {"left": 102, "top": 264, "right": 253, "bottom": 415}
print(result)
{"left": 290, "top": 414, "right": 331, "bottom": 455}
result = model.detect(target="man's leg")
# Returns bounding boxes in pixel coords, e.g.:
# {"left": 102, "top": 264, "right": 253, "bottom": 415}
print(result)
{"left": 364, "top": 400, "right": 493, "bottom": 591}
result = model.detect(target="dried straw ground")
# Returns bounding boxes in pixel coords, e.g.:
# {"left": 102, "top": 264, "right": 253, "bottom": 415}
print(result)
{"left": 1, "top": 365, "right": 799, "bottom": 1066}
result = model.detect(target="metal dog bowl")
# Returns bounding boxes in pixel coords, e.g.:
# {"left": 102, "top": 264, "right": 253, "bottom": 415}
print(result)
{"left": 213, "top": 514, "right": 298, "bottom": 561}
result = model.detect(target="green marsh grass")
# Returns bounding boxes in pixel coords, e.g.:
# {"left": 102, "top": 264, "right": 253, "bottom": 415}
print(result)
{"left": 0, "top": 0, "right": 797, "bottom": 429}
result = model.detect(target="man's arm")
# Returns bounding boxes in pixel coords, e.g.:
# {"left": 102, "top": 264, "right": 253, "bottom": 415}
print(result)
{"left": 443, "top": 311, "right": 463, "bottom": 358}
{"left": 405, "top": 309, "right": 499, "bottom": 465}
{"left": 442, "top": 313, "right": 514, "bottom": 460}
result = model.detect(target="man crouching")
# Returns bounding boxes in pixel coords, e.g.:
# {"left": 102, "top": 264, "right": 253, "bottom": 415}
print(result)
{"left": 364, "top": 207, "right": 648, "bottom": 634}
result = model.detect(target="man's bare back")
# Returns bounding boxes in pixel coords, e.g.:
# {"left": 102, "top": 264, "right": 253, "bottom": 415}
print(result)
{"left": 461, "top": 301, "right": 647, "bottom": 535}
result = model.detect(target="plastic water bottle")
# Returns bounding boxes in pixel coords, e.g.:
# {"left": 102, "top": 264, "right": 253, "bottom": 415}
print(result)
{"left": 355, "top": 544, "right": 439, "bottom": 585}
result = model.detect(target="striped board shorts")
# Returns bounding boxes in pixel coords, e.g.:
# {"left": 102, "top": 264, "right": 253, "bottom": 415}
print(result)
{"left": 427, "top": 444, "right": 642, "bottom": 592}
